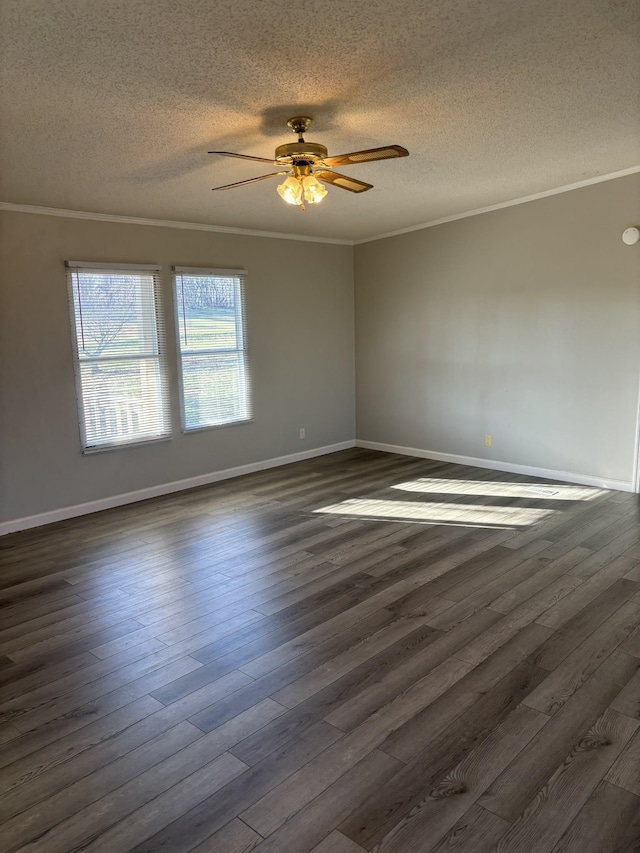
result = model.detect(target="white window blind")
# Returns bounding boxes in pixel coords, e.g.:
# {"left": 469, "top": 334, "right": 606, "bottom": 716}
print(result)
{"left": 173, "top": 267, "right": 251, "bottom": 431}
{"left": 66, "top": 263, "right": 171, "bottom": 451}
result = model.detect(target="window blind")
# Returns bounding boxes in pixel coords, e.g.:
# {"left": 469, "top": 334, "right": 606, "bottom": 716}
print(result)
{"left": 66, "top": 263, "right": 171, "bottom": 451}
{"left": 173, "top": 267, "right": 252, "bottom": 431}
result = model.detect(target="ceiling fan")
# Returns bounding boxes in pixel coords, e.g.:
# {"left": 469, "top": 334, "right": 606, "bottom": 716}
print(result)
{"left": 209, "top": 116, "right": 409, "bottom": 210}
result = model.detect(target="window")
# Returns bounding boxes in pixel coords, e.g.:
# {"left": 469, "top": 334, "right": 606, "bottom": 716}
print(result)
{"left": 173, "top": 267, "right": 251, "bottom": 431}
{"left": 66, "top": 262, "right": 170, "bottom": 451}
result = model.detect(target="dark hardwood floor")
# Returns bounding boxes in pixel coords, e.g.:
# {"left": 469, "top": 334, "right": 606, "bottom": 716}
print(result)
{"left": 1, "top": 448, "right": 639, "bottom": 852}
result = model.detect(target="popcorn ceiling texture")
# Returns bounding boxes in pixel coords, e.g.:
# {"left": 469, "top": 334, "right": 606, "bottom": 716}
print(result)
{"left": 0, "top": 0, "right": 638, "bottom": 241}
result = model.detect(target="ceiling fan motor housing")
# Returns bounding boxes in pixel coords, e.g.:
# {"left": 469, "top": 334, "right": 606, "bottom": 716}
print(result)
{"left": 275, "top": 141, "right": 328, "bottom": 165}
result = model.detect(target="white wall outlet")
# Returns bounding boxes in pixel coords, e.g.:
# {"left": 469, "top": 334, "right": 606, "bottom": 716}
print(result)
{"left": 484, "top": 434, "right": 492, "bottom": 447}
{"left": 299, "top": 427, "right": 305, "bottom": 439}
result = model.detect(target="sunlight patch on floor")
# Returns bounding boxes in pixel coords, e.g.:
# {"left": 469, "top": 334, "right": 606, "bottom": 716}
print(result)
{"left": 391, "top": 479, "right": 604, "bottom": 501}
{"left": 314, "top": 498, "right": 554, "bottom": 529}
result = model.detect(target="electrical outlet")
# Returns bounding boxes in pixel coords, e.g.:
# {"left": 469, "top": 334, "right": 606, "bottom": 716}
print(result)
{"left": 484, "top": 434, "right": 492, "bottom": 448}
{"left": 299, "top": 427, "right": 305, "bottom": 439}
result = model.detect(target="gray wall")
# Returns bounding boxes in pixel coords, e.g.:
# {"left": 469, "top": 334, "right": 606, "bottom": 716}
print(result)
{"left": 0, "top": 212, "right": 355, "bottom": 523}
{"left": 355, "top": 174, "right": 640, "bottom": 484}
{"left": 2, "top": 173, "right": 639, "bottom": 526}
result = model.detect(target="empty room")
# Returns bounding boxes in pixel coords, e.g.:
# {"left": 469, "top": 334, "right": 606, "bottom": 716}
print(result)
{"left": 1, "top": 1, "right": 640, "bottom": 851}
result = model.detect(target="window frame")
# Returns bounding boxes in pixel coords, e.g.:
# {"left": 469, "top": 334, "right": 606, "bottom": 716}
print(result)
{"left": 172, "top": 266, "right": 252, "bottom": 434}
{"left": 66, "top": 261, "right": 171, "bottom": 453}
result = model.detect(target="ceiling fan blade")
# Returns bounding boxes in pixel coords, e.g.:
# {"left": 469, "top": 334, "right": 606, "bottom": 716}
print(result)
{"left": 322, "top": 145, "right": 409, "bottom": 168}
{"left": 315, "top": 170, "right": 373, "bottom": 193}
{"left": 208, "top": 151, "right": 276, "bottom": 164}
{"left": 211, "top": 172, "right": 287, "bottom": 191}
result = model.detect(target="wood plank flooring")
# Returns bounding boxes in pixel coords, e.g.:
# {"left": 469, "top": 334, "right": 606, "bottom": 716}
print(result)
{"left": 1, "top": 448, "right": 640, "bottom": 852}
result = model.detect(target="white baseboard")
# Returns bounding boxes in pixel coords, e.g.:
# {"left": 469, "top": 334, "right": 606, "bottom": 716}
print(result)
{"left": 356, "top": 440, "right": 634, "bottom": 493}
{"left": 3, "top": 437, "right": 631, "bottom": 535}
{"left": 0, "top": 440, "right": 357, "bottom": 536}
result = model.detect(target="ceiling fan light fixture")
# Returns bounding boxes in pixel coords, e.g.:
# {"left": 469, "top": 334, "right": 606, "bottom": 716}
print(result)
{"left": 277, "top": 175, "right": 303, "bottom": 205}
{"left": 277, "top": 172, "right": 327, "bottom": 208}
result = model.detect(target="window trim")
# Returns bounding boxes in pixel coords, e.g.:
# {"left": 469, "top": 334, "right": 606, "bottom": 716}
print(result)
{"left": 172, "top": 266, "right": 252, "bottom": 434}
{"left": 66, "top": 262, "right": 171, "bottom": 453}
{"left": 66, "top": 261, "right": 162, "bottom": 272}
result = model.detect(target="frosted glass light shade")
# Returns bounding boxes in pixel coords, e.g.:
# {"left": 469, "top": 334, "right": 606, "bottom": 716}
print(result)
{"left": 277, "top": 176, "right": 303, "bottom": 205}
{"left": 302, "top": 175, "right": 328, "bottom": 204}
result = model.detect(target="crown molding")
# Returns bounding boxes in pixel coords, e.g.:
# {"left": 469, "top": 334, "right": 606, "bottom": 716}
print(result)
{"left": 354, "top": 165, "right": 640, "bottom": 244}
{"left": 2, "top": 164, "right": 639, "bottom": 246}
{"left": 0, "top": 202, "right": 353, "bottom": 245}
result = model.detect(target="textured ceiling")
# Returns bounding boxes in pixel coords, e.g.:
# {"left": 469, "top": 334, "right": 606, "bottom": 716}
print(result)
{"left": 1, "top": 0, "right": 639, "bottom": 241}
